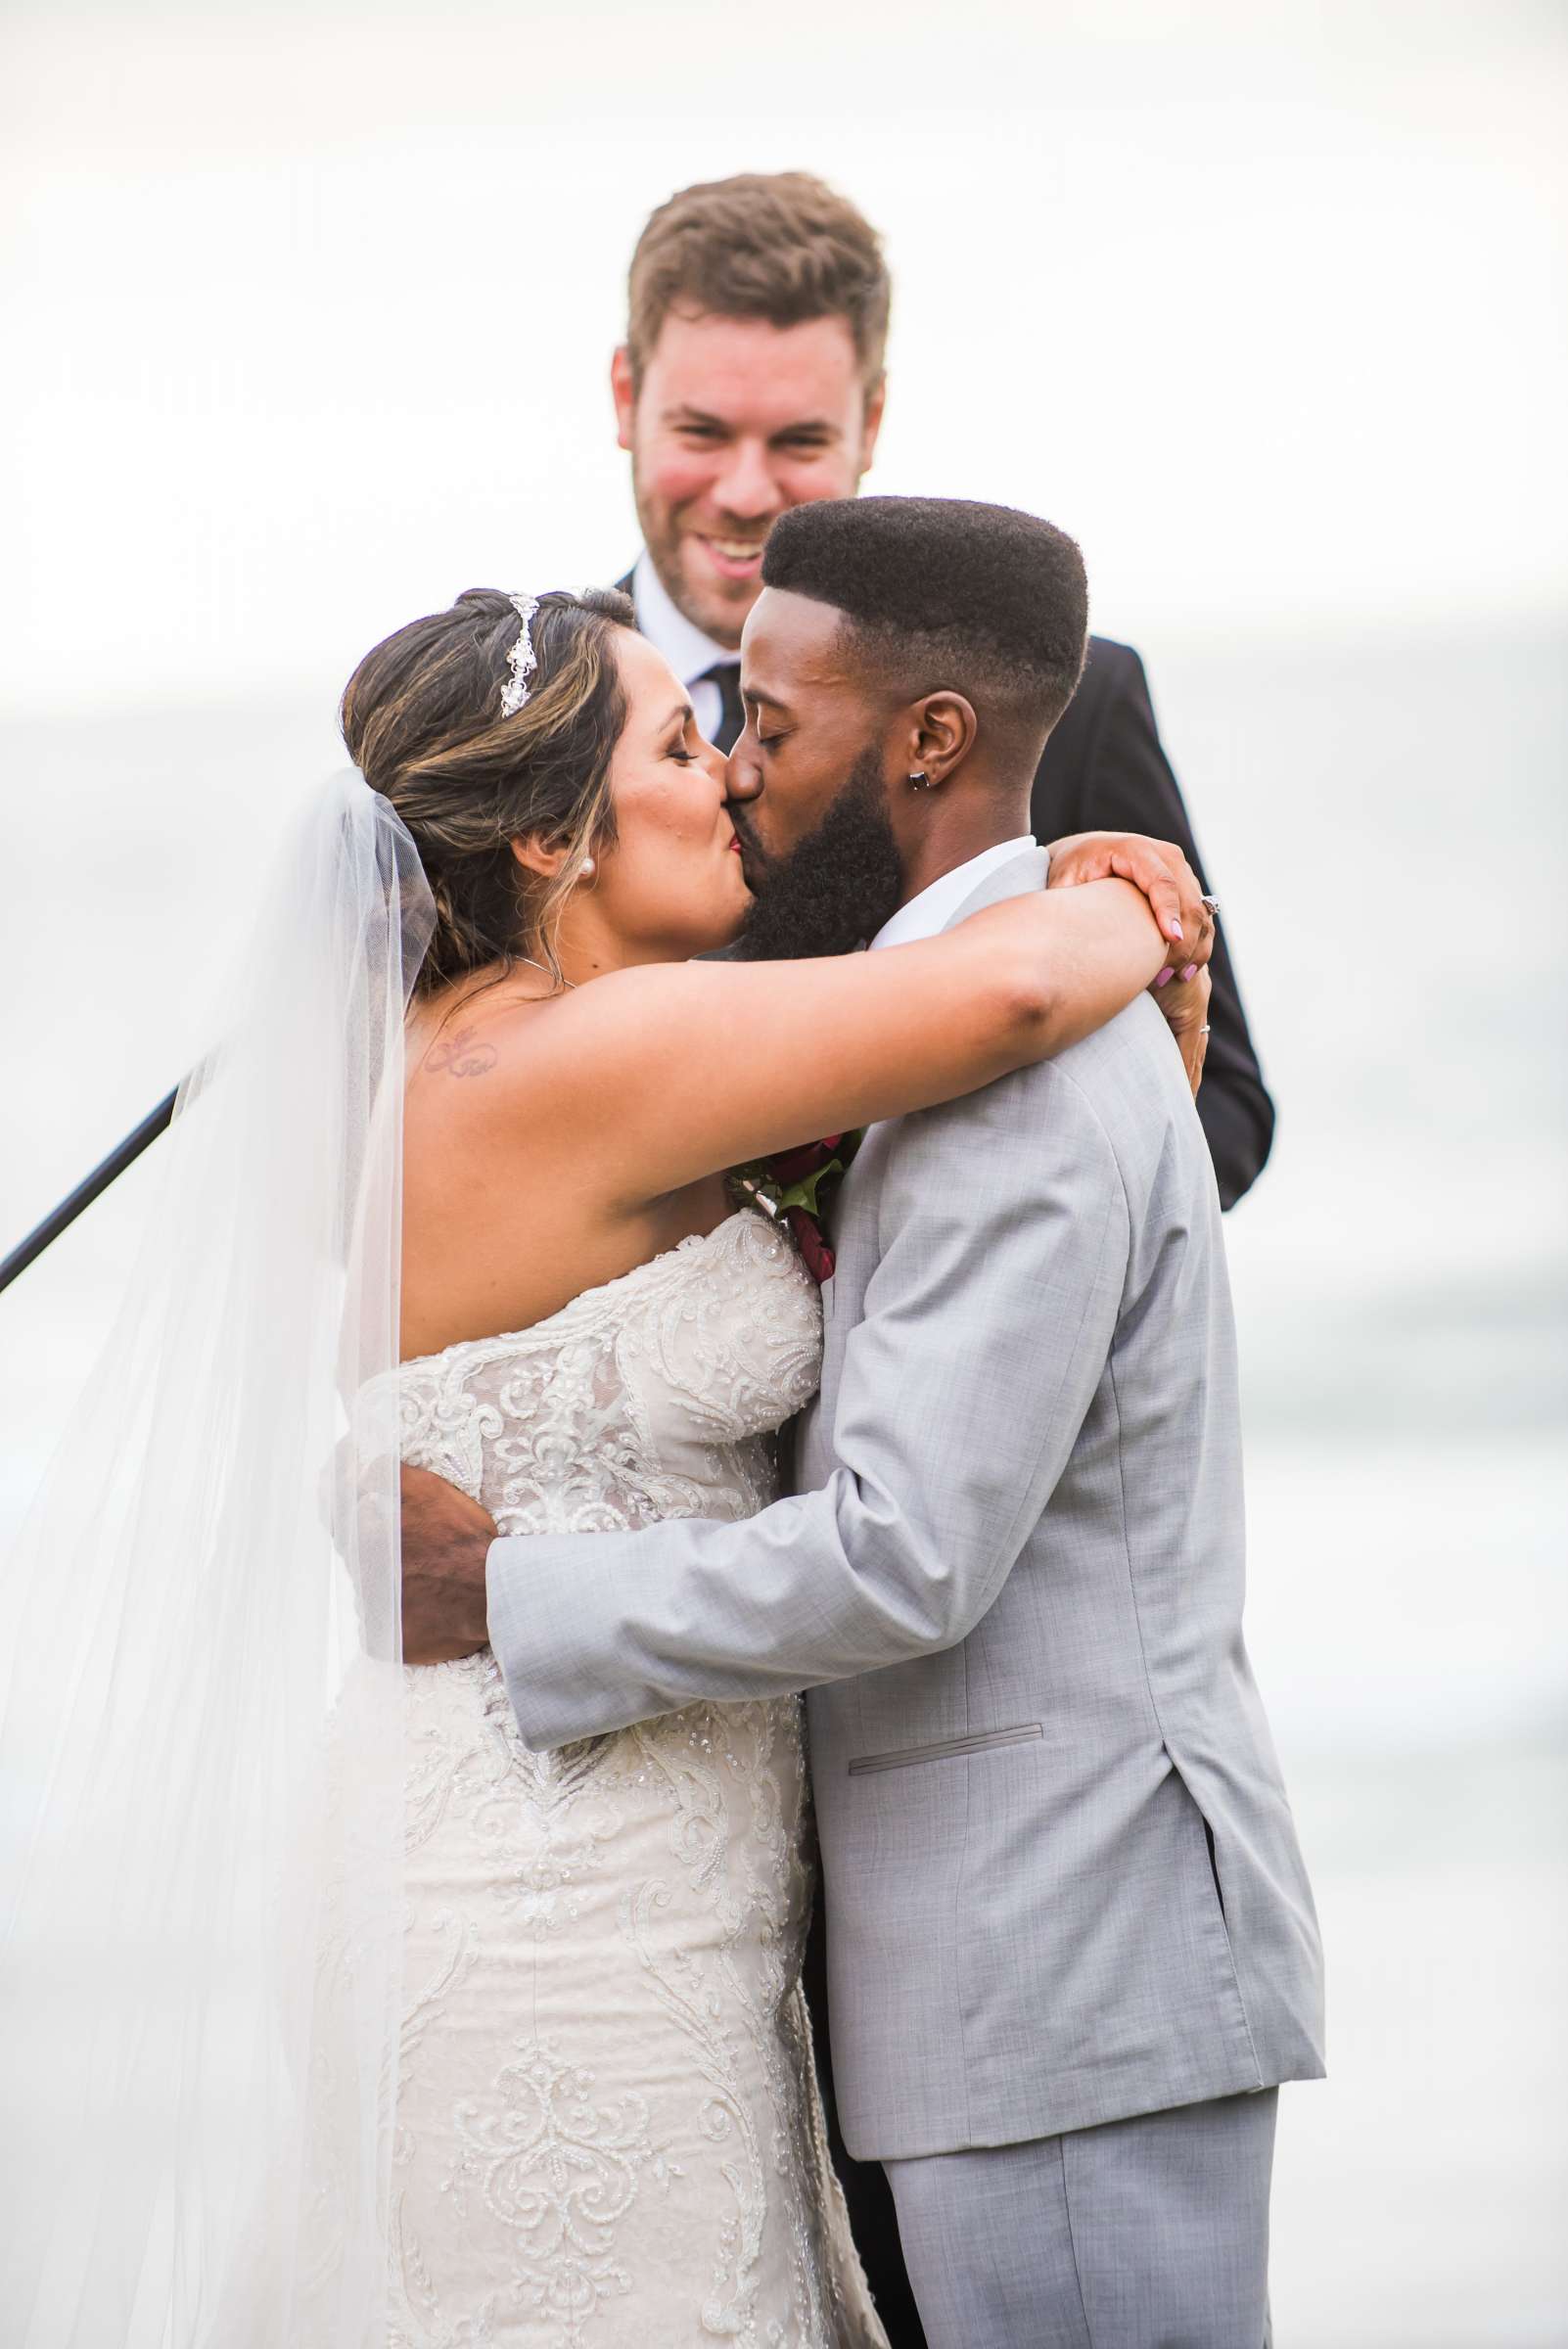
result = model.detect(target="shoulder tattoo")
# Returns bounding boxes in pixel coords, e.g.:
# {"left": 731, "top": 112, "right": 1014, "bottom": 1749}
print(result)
{"left": 424, "top": 1026, "right": 497, "bottom": 1079}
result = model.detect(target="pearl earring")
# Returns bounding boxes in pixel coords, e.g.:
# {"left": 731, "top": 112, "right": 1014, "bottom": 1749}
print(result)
{"left": 580, "top": 856, "right": 595, "bottom": 878}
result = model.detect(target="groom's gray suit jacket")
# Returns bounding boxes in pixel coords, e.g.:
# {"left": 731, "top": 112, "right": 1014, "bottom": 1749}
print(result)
{"left": 488, "top": 849, "right": 1325, "bottom": 2163}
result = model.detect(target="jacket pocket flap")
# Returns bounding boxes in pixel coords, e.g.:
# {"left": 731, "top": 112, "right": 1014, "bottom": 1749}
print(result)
{"left": 847, "top": 1723, "right": 1043, "bottom": 1776}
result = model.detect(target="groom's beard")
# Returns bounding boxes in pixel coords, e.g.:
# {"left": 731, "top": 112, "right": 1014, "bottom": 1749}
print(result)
{"left": 729, "top": 745, "right": 905, "bottom": 963}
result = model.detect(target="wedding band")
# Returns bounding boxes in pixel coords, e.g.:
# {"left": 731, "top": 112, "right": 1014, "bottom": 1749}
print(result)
{"left": 1201, "top": 894, "right": 1221, "bottom": 913}
{"left": 1199, "top": 1024, "right": 1212, "bottom": 1036}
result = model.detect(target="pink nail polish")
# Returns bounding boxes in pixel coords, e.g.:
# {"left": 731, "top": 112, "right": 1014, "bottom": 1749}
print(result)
{"left": 1170, "top": 921, "right": 1184, "bottom": 941}
{"left": 1180, "top": 964, "right": 1198, "bottom": 983}
{"left": 1156, "top": 969, "right": 1174, "bottom": 988}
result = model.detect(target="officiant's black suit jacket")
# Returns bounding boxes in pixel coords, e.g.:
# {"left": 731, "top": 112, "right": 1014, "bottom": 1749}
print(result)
{"left": 1035, "top": 633, "right": 1273, "bottom": 1210}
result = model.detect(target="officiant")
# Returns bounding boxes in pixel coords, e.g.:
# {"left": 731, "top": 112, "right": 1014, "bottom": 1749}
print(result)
{"left": 607, "top": 170, "right": 1274, "bottom": 1212}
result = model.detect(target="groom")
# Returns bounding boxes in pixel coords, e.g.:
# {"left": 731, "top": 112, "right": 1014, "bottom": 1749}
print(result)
{"left": 403, "top": 496, "right": 1324, "bottom": 2346}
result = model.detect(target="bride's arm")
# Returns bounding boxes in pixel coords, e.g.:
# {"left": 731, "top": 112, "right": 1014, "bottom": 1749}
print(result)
{"left": 488, "top": 877, "right": 1172, "bottom": 1208}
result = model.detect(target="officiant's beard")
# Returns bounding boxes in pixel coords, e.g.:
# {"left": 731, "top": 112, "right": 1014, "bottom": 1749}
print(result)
{"left": 729, "top": 745, "right": 905, "bottom": 963}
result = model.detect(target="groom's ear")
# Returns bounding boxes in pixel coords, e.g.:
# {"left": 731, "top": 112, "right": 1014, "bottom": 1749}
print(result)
{"left": 909, "top": 690, "right": 978, "bottom": 789}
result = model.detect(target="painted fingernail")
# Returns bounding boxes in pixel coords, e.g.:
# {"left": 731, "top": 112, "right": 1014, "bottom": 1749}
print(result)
{"left": 1169, "top": 921, "right": 1184, "bottom": 941}
{"left": 1156, "top": 968, "right": 1174, "bottom": 988}
{"left": 1180, "top": 963, "right": 1199, "bottom": 983}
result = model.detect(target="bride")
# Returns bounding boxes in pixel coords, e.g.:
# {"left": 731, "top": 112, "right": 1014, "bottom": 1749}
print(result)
{"left": 0, "top": 582, "right": 1208, "bottom": 2347}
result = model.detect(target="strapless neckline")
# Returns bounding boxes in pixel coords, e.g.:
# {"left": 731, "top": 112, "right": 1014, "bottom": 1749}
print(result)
{"left": 398, "top": 1205, "right": 763, "bottom": 1374}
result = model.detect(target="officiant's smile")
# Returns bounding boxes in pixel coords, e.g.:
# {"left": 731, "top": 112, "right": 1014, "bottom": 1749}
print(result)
{"left": 613, "top": 306, "right": 885, "bottom": 648}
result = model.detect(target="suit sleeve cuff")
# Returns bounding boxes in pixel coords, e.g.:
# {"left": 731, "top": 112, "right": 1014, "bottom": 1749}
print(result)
{"left": 485, "top": 1534, "right": 566, "bottom": 1749}
{"left": 485, "top": 1531, "right": 652, "bottom": 1751}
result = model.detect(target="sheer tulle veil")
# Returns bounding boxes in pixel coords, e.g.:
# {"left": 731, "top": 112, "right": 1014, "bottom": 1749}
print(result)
{"left": 0, "top": 772, "right": 435, "bottom": 2345}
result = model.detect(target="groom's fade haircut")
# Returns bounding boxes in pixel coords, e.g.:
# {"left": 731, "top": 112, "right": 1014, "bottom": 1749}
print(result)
{"left": 761, "top": 496, "right": 1089, "bottom": 744}
{"left": 625, "top": 173, "right": 890, "bottom": 393}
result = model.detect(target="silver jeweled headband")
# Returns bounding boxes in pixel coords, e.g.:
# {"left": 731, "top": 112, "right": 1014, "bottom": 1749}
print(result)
{"left": 500, "top": 593, "right": 542, "bottom": 717}
{"left": 499, "top": 588, "right": 594, "bottom": 716}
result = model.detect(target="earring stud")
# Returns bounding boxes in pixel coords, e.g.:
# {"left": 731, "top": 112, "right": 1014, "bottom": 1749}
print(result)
{"left": 908, "top": 770, "right": 931, "bottom": 790}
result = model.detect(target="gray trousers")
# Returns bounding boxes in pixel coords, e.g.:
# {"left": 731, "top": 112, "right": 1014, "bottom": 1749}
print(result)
{"left": 882, "top": 2090, "right": 1277, "bottom": 2349}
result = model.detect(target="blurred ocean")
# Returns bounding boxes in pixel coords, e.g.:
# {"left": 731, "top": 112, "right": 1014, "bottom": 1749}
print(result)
{"left": 2, "top": 625, "right": 1565, "bottom": 2344}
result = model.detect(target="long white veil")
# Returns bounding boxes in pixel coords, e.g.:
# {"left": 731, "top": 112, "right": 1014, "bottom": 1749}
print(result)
{"left": 0, "top": 772, "right": 434, "bottom": 2346}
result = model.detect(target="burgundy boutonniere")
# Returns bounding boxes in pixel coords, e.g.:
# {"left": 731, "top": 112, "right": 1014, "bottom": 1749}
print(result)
{"left": 734, "top": 1132, "right": 859, "bottom": 1285}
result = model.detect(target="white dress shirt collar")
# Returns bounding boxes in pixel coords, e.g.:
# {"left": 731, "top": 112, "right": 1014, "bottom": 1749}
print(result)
{"left": 631, "top": 551, "right": 736, "bottom": 691}
{"left": 869, "top": 837, "right": 1038, "bottom": 952}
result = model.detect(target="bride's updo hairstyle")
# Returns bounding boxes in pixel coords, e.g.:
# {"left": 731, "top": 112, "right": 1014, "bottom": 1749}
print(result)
{"left": 341, "top": 585, "right": 636, "bottom": 995}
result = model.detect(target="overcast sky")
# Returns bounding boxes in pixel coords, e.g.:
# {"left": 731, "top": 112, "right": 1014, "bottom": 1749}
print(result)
{"left": 3, "top": 0, "right": 1564, "bottom": 714}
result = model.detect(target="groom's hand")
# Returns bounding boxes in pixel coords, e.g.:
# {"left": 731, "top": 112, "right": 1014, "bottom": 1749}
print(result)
{"left": 401, "top": 1463, "right": 496, "bottom": 1663}
{"left": 1046, "top": 829, "right": 1212, "bottom": 963}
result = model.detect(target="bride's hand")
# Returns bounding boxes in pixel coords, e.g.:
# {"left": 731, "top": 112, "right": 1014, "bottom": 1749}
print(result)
{"left": 1155, "top": 961, "right": 1212, "bottom": 1097}
{"left": 1045, "top": 830, "right": 1218, "bottom": 1093}
{"left": 1045, "top": 830, "right": 1214, "bottom": 967}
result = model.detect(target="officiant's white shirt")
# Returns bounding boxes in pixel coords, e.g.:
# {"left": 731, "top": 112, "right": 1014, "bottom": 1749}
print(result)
{"left": 632, "top": 552, "right": 734, "bottom": 744}
{"left": 869, "top": 837, "right": 1038, "bottom": 952}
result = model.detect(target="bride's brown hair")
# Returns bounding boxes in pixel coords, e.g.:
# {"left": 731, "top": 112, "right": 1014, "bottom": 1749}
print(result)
{"left": 341, "top": 585, "right": 636, "bottom": 995}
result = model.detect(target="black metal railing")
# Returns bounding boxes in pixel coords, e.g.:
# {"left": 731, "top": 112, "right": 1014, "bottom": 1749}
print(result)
{"left": 0, "top": 1088, "right": 178, "bottom": 1296}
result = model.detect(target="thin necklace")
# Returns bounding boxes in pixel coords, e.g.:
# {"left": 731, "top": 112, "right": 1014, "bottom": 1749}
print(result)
{"left": 518, "top": 957, "right": 574, "bottom": 990}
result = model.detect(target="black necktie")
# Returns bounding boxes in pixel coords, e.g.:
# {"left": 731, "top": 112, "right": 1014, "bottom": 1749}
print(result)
{"left": 699, "top": 661, "right": 745, "bottom": 756}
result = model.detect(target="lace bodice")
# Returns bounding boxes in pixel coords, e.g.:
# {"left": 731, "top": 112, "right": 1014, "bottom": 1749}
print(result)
{"left": 395, "top": 1207, "right": 822, "bottom": 1537}
{"left": 374, "top": 1210, "right": 882, "bottom": 2347}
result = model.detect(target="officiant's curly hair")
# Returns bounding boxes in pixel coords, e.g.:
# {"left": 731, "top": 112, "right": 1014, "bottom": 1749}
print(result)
{"left": 341, "top": 586, "right": 635, "bottom": 996}
{"left": 626, "top": 173, "right": 890, "bottom": 391}
{"left": 761, "top": 495, "right": 1089, "bottom": 738}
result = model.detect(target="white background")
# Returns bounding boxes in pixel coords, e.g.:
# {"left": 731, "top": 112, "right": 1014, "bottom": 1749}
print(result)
{"left": 3, "top": 4, "right": 1565, "bottom": 2340}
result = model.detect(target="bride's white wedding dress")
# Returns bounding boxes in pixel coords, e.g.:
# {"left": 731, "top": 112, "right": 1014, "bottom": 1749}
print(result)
{"left": 6, "top": 782, "right": 883, "bottom": 2347}
{"left": 386, "top": 1207, "right": 886, "bottom": 2349}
